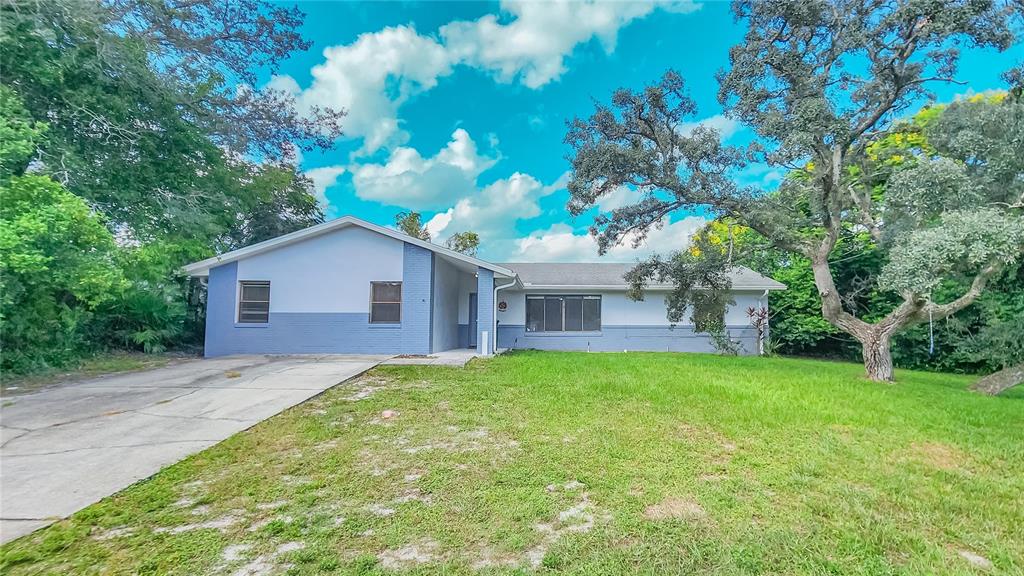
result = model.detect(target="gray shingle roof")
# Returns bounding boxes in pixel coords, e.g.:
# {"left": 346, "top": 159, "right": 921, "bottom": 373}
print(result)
{"left": 499, "top": 263, "right": 785, "bottom": 290}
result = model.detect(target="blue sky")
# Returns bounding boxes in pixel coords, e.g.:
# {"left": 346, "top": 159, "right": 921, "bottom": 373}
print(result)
{"left": 268, "top": 1, "right": 1021, "bottom": 262}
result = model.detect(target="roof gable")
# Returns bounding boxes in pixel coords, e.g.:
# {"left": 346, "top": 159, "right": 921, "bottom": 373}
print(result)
{"left": 183, "top": 216, "right": 515, "bottom": 277}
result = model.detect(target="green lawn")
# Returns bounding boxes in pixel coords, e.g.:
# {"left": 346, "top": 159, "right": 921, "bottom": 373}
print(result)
{"left": 3, "top": 352, "right": 1022, "bottom": 575}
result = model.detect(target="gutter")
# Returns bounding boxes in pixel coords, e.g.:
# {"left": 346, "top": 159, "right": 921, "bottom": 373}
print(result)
{"left": 491, "top": 277, "right": 518, "bottom": 354}
{"left": 520, "top": 284, "right": 786, "bottom": 291}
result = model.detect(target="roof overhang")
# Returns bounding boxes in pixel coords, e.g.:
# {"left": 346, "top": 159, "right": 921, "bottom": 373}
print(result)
{"left": 517, "top": 284, "right": 786, "bottom": 291}
{"left": 182, "top": 215, "right": 516, "bottom": 278}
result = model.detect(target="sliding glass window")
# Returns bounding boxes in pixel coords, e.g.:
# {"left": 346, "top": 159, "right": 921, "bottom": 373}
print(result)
{"left": 525, "top": 295, "right": 601, "bottom": 333}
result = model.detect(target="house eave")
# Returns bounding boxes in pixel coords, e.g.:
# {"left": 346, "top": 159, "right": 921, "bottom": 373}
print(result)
{"left": 518, "top": 284, "right": 787, "bottom": 291}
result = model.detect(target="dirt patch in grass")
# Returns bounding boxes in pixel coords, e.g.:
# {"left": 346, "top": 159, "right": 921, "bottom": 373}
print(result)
{"left": 229, "top": 541, "right": 305, "bottom": 576}
{"left": 905, "top": 441, "right": 968, "bottom": 471}
{"left": 92, "top": 526, "right": 135, "bottom": 541}
{"left": 343, "top": 375, "right": 394, "bottom": 401}
{"left": 154, "top": 514, "right": 241, "bottom": 534}
{"left": 956, "top": 548, "right": 994, "bottom": 570}
{"left": 378, "top": 538, "right": 440, "bottom": 569}
{"left": 643, "top": 496, "right": 707, "bottom": 521}
{"left": 221, "top": 544, "right": 252, "bottom": 562}
{"left": 525, "top": 484, "right": 608, "bottom": 568}
{"left": 470, "top": 546, "right": 521, "bottom": 570}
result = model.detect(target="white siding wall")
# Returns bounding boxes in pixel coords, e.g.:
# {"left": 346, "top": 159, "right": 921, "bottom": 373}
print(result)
{"left": 235, "top": 226, "right": 404, "bottom": 313}
{"left": 726, "top": 291, "right": 767, "bottom": 325}
{"left": 497, "top": 289, "right": 768, "bottom": 326}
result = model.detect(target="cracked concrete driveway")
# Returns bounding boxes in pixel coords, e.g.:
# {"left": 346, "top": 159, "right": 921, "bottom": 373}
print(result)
{"left": 0, "top": 354, "right": 386, "bottom": 543}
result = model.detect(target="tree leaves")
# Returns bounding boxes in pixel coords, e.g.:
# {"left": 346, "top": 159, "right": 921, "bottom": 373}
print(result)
{"left": 881, "top": 208, "right": 1024, "bottom": 296}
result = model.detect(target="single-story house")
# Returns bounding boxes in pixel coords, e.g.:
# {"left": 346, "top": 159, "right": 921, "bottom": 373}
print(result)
{"left": 183, "top": 216, "right": 785, "bottom": 357}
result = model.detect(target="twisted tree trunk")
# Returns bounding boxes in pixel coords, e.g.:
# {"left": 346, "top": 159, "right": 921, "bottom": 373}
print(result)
{"left": 970, "top": 364, "right": 1024, "bottom": 396}
{"left": 807, "top": 240, "right": 1000, "bottom": 382}
{"left": 810, "top": 256, "right": 900, "bottom": 381}
{"left": 861, "top": 330, "right": 895, "bottom": 382}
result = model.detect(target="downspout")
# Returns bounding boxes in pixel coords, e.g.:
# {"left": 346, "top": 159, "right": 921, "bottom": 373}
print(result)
{"left": 492, "top": 276, "right": 517, "bottom": 354}
{"left": 759, "top": 289, "right": 769, "bottom": 355}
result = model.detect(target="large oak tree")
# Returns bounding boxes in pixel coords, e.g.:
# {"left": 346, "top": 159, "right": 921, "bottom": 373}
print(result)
{"left": 565, "top": 0, "right": 1023, "bottom": 381}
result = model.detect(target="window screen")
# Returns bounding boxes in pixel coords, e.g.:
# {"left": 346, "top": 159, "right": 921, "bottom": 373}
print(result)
{"left": 583, "top": 296, "right": 601, "bottom": 331}
{"left": 544, "top": 297, "right": 563, "bottom": 331}
{"left": 238, "top": 281, "right": 270, "bottom": 323}
{"left": 525, "top": 295, "right": 601, "bottom": 332}
{"left": 564, "top": 297, "right": 583, "bottom": 331}
{"left": 526, "top": 297, "right": 545, "bottom": 332}
{"left": 370, "top": 282, "right": 402, "bottom": 323}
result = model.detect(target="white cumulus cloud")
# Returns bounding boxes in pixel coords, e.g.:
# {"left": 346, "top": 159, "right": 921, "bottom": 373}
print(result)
{"left": 441, "top": 0, "right": 699, "bottom": 89}
{"left": 507, "top": 216, "right": 707, "bottom": 262}
{"left": 269, "top": 25, "right": 453, "bottom": 155}
{"left": 304, "top": 165, "right": 346, "bottom": 205}
{"left": 349, "top": 128, "right": 497, "bottom": 210}
{"left": 266, "top": 1, "right": 701, "bottom": 153}
{"left": 679, "top": 114, "right": 742, "bottom": 141}
{"left": 426, "top": 171, "right": 567, "bottom": 240}
{"left": 596, "top": 185, "right": 644, "bottom": 213}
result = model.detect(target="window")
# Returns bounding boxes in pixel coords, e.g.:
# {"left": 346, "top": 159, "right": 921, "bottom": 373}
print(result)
{"left": 238, "top": 281, "right": 270, "bottom": 323}
{"left": 370, "top": 281, "right": 402, "bottom": 323}
{"left": 526, "top": 295, "right": 601, "bottom": 332}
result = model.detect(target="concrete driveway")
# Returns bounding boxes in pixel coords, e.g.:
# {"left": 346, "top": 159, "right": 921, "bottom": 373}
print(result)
{"left": 0, "top": 354, "right": 386, "bottom": 543}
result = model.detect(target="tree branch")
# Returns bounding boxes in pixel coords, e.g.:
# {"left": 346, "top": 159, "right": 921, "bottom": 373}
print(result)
{"left": 919, "top": 262, "right": 1003, "bottom": 321}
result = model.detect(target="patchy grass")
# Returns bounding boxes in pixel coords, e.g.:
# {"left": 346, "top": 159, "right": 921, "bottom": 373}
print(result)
{"left": 2, "top": 352, "right": 1022, "bottom": 575}
{"left": 0, "top": 351, "right": 191, "bottom": 395}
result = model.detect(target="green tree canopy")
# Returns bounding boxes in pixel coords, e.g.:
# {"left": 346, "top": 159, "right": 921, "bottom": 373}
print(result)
{"left": 395, "top": 211, "right": 432, "bottom": 241}
{"left": 565, "top": 0, "right": 1022, "bottom": 381}
{"left": 444, "top": 231, "right": 481, "bottom": 256}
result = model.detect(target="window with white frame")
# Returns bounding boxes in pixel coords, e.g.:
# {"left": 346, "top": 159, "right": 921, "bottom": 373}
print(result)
{"left": 370, "top": 281, "right": 402, "bottom": 323}
{"left": 525, "top": 295, "right": 600, "bottom": 332}
{"left": 238, "top": 281, "right": 270, "bottom": 323}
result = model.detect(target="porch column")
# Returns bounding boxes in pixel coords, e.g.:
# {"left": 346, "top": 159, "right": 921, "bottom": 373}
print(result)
{"left": 476, "top": 267, "right": 494, "bottom": 355}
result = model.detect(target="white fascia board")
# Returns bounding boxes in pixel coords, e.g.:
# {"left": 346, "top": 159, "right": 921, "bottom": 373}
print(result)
{"left": 520, "top": 284, "right": 786, "bottom": 291}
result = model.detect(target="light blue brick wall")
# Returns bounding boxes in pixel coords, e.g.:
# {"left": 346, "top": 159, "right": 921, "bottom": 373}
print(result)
{"left": 497, "top": 325, "right": 760, "bottom": 354}
{"left": 204, "top": 261, "right": 238, "bottom": 357}
{"left": 207, "top": 313, "right": 406, "bottom": 355}
{"left": 202, "top": 242, "right": 436, "bottom": 357}
{"left": 476, "top": 268, "right": 494, "bottom": 354}
{"left": 401, "top": 242, "right": 433, "bottom": 355}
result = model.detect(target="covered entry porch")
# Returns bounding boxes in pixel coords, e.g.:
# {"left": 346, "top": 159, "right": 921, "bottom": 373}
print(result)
{"left": 431, "top": 253, "right": 516, "bottom": 355}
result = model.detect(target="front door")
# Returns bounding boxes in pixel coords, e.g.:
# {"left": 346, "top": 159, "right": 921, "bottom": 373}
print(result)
{"left": 468, "top": 293, "right": 477, "bottom": 348}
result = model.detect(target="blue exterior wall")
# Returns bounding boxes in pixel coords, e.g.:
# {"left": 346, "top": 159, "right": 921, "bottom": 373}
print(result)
{"left": 457, "top": 324, "right": 470, "bottom": 348}
{"left": 476, "top": 268, "right": 494, "bottom": 354}
{"left": 204, "top": 261, "right": 238, "bottom": 358}
{"left": 203, "top": 240, "right": 435, "bottom": 357}
{"left": 401, "top": 243, "right": 433, "bottom": 355}
{"left": 497, "top": 325, "right": 760, "bottom": 354}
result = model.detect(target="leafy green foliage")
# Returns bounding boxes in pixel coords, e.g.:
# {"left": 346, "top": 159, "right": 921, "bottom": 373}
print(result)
{"left": 444, "top": 231, "right": 480, "bottom": 256}
{"left": 394, "top": 211, "right": 431, "bottom": 241}
{"left": 0, "top": 175, "right": 123, "bottom": 372}
{"left": 0, "top": 2, "right": 330, "bottom": 374}
{"left": 693, "top": 94, "right": 1024, "bottom": 374}
{"left": 565, "top": 1, "right": 1022, "bottom": 380}
{"left": 95, "top": 241, "right": 209, "bottom": 355}
{"left": 0, "top": 86, "right": 45, "bottom": 176}
{"left": 625, "top": 231, "right": 739, "bottom": 354}
{"left": 881, "top": 208, "right": 1024, "bottom": 296}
